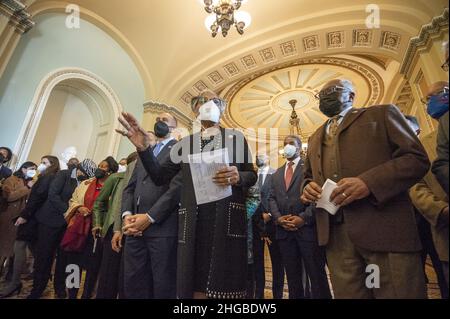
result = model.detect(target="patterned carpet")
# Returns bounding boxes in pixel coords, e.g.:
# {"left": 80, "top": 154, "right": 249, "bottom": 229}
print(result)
{"left": 0, "top": 248, "right": 445, "bottom": 299}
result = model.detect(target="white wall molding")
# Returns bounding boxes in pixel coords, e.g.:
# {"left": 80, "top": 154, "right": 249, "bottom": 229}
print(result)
{"left": 12, "top": 67, "right": 123, "bottom": 168}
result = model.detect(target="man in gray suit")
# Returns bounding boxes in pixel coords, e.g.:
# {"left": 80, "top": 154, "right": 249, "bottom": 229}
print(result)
{"left": 252, "top": 153, "right": 285, "bottom": 299}
{"left": 121, "top": 112, "right": 182, "bottom": 299}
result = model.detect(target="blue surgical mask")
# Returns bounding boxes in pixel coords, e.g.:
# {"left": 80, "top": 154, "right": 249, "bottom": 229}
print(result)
{"left": 283, "top": 144, "right": 298, "bottom": 159}
{"left": 427, "top": 92, "right": 449, "bottom": 119}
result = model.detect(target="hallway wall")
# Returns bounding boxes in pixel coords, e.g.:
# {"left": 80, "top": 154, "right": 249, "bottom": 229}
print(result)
{"left": 0, "top": 13, "right": 146, "bottom": 165}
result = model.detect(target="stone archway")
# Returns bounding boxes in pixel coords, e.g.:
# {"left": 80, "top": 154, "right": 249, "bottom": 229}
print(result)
{"left": 12, "top": 67, "right": 123, "bottom": 168}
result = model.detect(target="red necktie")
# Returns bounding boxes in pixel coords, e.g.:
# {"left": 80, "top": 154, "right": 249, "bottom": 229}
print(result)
{"left": 285, "top": 161, "right": 294, "bottom": 190}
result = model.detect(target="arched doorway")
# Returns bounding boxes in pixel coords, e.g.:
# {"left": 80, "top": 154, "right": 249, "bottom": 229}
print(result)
{"left": 12, "top": 68, "right": 123, "bottom": 168}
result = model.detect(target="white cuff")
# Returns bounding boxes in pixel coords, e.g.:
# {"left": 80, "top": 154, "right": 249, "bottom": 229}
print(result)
{"left": 122, "top": 211, "right": 132, "bottom": 219}
{"left": 146, "top": 213, "right": 155, "bottom": 224}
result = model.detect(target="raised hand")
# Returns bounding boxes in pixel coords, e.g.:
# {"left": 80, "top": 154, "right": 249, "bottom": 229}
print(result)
{"left": 116, "top": 112, "right": 152, "bottom": 152}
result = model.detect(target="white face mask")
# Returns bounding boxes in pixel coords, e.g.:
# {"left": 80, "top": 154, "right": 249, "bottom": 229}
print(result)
{"left": 117, "top": 164, "right": 127, "bottom": 173}
{"left": 197, "top": 100, "right": 221, "bottom": 124}
{"left": 37, "top": 163, "right": 48, "bottom": 173}
{"left": 284, "top": 144, "right": 298, "bottom": 159}
{"left": 26, "top": 169, "right": 37, "bottom": 179}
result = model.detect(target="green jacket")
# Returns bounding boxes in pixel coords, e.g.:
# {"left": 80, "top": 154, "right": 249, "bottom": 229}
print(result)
{"left": 93, "top": 172, "right": 126, "bottom": 237}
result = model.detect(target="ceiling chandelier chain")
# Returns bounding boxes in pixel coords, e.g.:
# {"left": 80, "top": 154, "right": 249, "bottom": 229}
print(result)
{"left": 202, "top": 0, "right": 251, "bottom": 37}
{"left": 288, "top": 99, "right": 305, "bottom": 139}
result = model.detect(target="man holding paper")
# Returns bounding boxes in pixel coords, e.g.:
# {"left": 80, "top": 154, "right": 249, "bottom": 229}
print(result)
{"left": 301, "top": 79, "right": 430, "bottom": 299}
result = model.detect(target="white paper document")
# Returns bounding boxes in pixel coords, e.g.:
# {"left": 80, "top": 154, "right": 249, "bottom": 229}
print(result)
{"left": 316, "top": 179, "right": 341, "bottom": 215}
{"left": 188, "top": 148, "right": 232, "bottom": 205}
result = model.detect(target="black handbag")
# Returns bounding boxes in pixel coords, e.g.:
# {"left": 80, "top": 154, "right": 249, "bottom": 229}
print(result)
{"left": 14, "top": 216, "right": 38, "bottom": 243}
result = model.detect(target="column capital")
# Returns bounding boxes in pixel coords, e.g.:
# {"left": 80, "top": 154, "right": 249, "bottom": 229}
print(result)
{"left": 0, "top": 0, "right": 35, "bottom": 34}
{"left": 143, "top": 100, "right": 193, "bottom": 130}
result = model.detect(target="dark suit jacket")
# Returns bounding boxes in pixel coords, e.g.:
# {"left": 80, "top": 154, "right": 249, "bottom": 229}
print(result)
{"left": 432, "top": 111, "right": 449, "bottom": 197}
{"left": 269, "top": 160, "right": 316, "bottom": 241}
{"left": 122, "top": 139, "right": 181, "bottom": 238}
{"left": 253, "top": 168, "right": 275, "bottom": 237}
{"left": 36, "top": 169, "right": 78, "bottom": 228}
{"left": 304, "top": 105, "right": 430, "bottom": 252}
{"left": 20, "top": 174, "right": 56, "bottom": 221}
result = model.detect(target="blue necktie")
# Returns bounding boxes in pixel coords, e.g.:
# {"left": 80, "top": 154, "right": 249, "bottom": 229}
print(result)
{"left": 153, "top": 143, "right": 163, "bottom": 157}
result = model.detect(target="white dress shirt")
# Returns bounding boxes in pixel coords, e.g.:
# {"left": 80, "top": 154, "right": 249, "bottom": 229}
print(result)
{"left": 257, "top": 166, "right": 270, "bottom": 186}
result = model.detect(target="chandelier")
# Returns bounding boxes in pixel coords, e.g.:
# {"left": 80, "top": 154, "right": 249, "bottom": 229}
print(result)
{"left": 288, "top": 99, "right": 304, "bottom": 138}
{"left": 200, "top": 0, "right": 252, "bottom": 37}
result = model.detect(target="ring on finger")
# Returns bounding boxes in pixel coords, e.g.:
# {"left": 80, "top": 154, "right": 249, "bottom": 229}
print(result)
{"left": 342, "top": 192, "right": 348, "bottom": 198}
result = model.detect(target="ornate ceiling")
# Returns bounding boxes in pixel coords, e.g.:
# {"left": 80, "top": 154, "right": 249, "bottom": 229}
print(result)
{"left": 23, "top": 0, "right": 449, "bottom": 141}
{"left": 221, "top": 56, "right": 383, "bottom": 140}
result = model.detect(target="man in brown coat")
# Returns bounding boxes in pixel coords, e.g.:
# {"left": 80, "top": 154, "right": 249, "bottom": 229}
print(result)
{"left": 410, "top": 81, "right": 449, "bottom": 288}
{"left": 301, "top": 79, "right": 430, "bottom": 299}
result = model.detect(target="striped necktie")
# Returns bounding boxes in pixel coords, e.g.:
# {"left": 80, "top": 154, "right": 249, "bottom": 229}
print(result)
{"left": 328, "top": 115, "right": 341, "bottom": 137}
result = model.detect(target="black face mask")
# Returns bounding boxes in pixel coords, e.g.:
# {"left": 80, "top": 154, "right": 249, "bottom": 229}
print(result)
{"left": 154, "top": 121, "right": 170, "bottom": 138}
{"left": 68, "top": 164, "right": 77, "bottom": 171}
{"left": 0, "top": 154, "right": 5, "bottom": 164}
{"left": 319, "top": 92, "right": 352, "bottom": 118}
{"left": 256, "top": 158, "right": 265, "bottom": 168}
{"left": 94, "top": 168, "right": 107, "bottom": 179}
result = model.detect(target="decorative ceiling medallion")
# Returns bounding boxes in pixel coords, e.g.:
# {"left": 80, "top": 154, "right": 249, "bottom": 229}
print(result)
{"left": 193, "top": 80, "right": 208, "bottom": 93}
{"left": 181, "top": 91, "right": 194, "bottom": 105}
{"left": 353, "top": 29, "right": 373, "bottom": 47}
{"left": 221, "top": 57, "right": 385, "bottom": 138}
{"left": 223, "top": 62, "right": 240, "bottom": 77}
{"left": 241, "top": 54, "right": 257, "bottom": 70}
{"left": 327, "top": 31, "right": 345, "bottom": 49}
{"left": 223, "top": 57, "right": 383, "bottom": 106}
{"left": 207, "top": 71, "right": 225, "bottom": 85}
{"left": 259, "top": 47, "right": 276, "bottom": 63}
{"left": 303, "top": 35, "right": 320, "bottom": 52}
{"left": 280, "top": 41, "right": 297, "bottom": 57}
{"left": 380, "top": 31, "right": 401, "bottom": 51}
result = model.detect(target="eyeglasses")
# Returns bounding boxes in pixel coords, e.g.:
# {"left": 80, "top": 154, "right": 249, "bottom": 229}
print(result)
{"left": 441, "top": 58, "right": 449, "bottom": 72}
{"left": 191, "top": 96, "right": 222, "bottom": 109}
{"left": 314, "top": 86, "right": 351, "bottom": 100}
{"left": 420, "top": 88, "right": 449, "bottom": 106}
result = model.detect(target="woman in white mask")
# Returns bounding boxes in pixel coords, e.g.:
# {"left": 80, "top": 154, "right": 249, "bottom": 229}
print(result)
{"left": 0, "top": 156, "right": 60, "bottom": 298}
{"left": 117, "top": 89, "right": 257, "bottom": 299}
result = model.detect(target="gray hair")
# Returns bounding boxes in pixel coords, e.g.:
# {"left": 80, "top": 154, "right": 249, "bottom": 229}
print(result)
{"left": 339, "top": 79, "right": 355, "bottom": 93}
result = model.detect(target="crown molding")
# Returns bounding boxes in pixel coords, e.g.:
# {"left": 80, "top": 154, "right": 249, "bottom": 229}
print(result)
{"left": 400, "top": 7, "right": 449, "bottom": 77}
{"left": 0, "top": 0, "right": 35, "bottom": 34}
{"left": 143, "top": 100, "right": 193, "bottom": 129}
